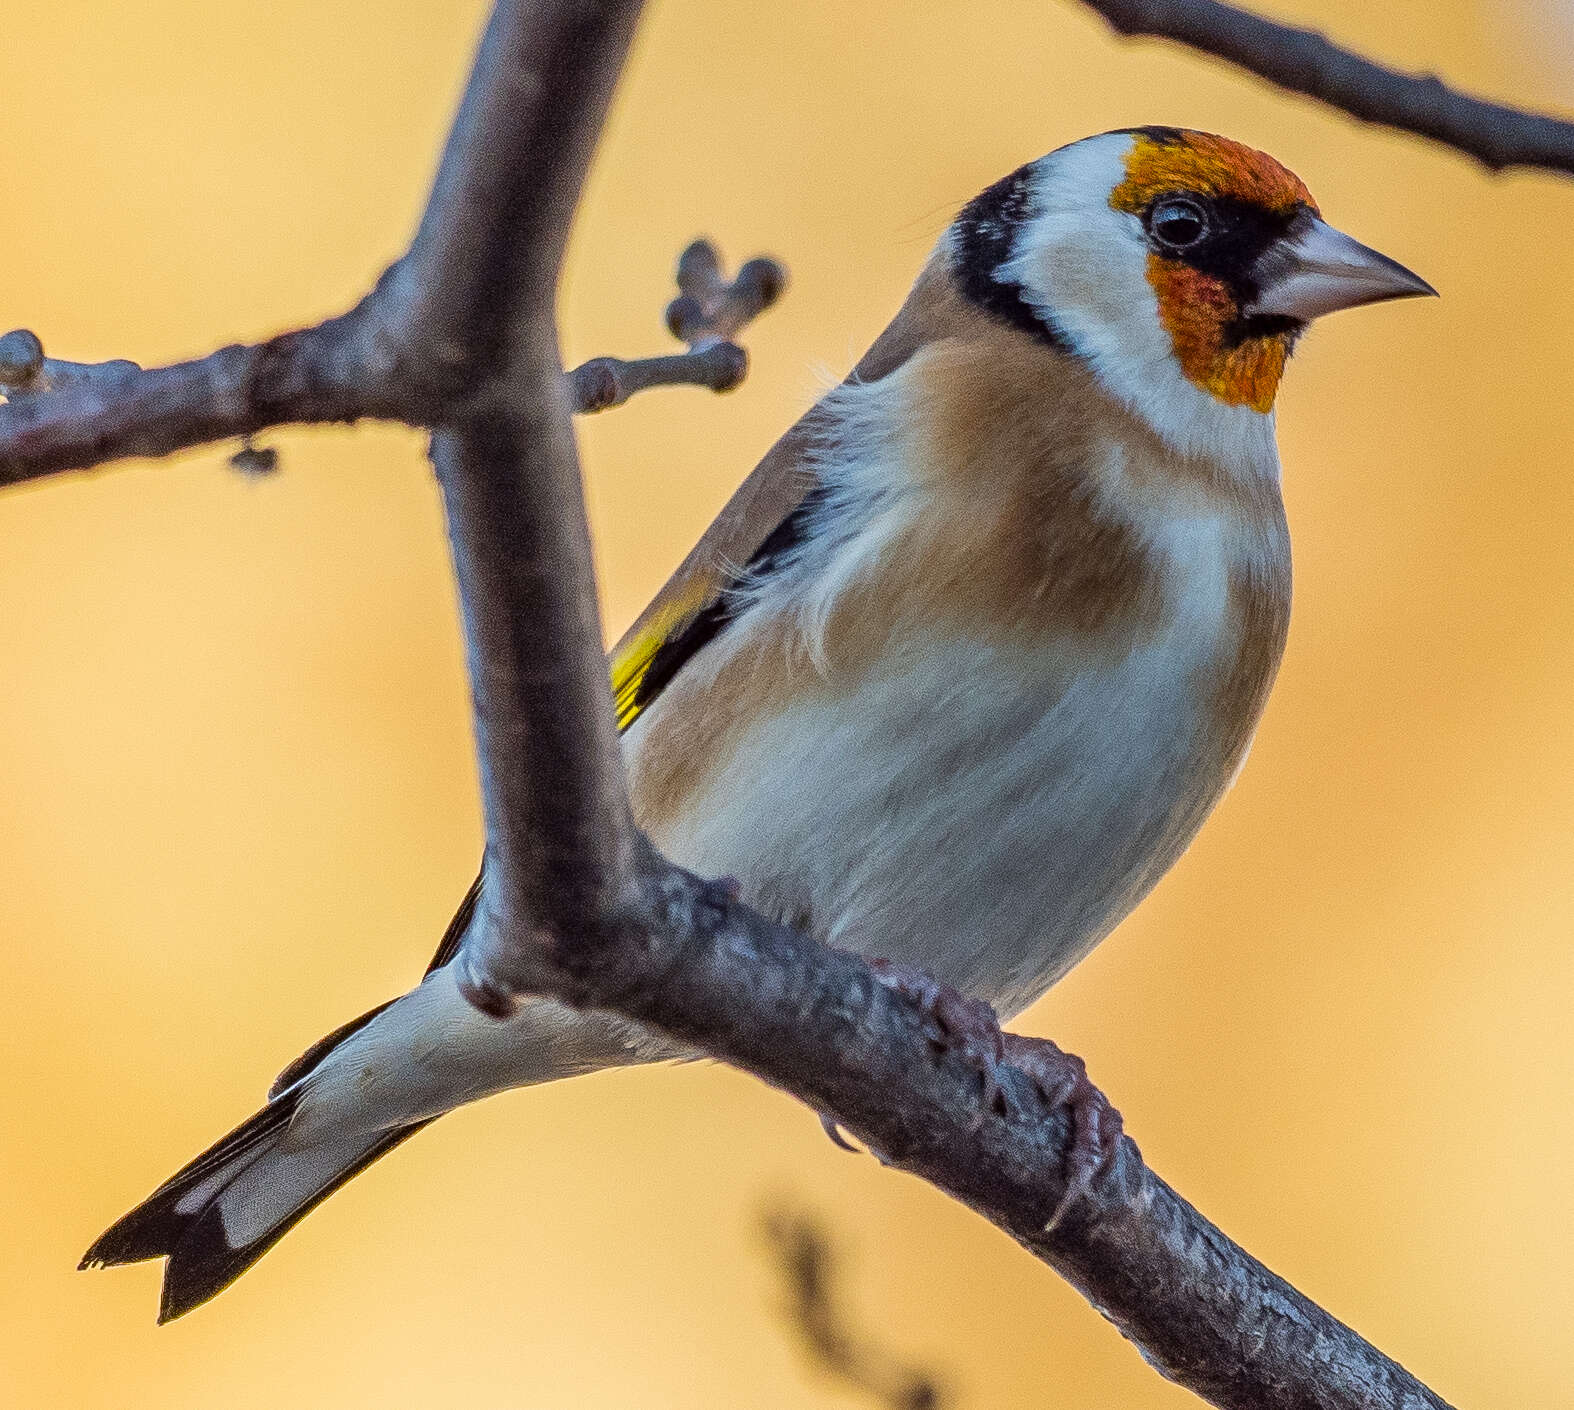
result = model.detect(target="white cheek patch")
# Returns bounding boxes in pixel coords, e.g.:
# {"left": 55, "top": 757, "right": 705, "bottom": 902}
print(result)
{"left": 997, "top": 134, "right": 1278, "bottom": 474}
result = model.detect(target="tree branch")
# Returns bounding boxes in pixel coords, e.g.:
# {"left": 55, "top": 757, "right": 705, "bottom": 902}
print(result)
{"left": 567, "top": 239, "right": 785, "bottom": 413}
{"left": 408, "top": 4, "right": 1457, "bottom": 1403}
{"left": 0, "top": 235, "right": 778, "bottom": 488}
{"left": 510, "top": 845, "right": 1455, "bottom": 1410}
{"left": 1078, "top": 0, "right": 1574, "bottom": 177}
{"left": 569, "top": 343, "right": 746, "bottom": 412}
{"left": 383, "top": 0, "right": 644, "bottom": 393}
{"left": 1, "top": 2, "right": 1468, "bottom": 1406}
{"left": 0, "top": 329, "right": 140, "bottom": 397}
{"left": 0, "top": 301, "right": 408, "bottom": 487}
{"left": 406, "top": 0, "right": 647, "bottom": 1007}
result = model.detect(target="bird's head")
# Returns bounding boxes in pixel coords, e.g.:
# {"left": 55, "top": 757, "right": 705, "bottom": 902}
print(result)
{"left": 950, "top": 127, "right": 1434, "bottom": 458}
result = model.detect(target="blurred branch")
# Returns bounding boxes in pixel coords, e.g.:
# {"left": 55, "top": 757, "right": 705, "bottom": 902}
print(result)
{"left": 762, "top": 1207, "right": 945, "bottom": 1410}
{"left": 1078, "top": 0, "right": 1574, "bottom": 177}
{"left": 4, "top": 2, "right": 1461, "bottom": 1408}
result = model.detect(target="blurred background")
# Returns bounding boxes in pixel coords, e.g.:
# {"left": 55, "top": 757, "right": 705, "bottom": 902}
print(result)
{"left": 1, "top": 1, "right": 1570, "bottom": 1405}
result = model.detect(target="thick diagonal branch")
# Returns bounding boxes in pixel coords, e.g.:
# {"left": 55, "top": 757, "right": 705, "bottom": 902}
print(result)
{"left": 574, "top": 859, "right": 1453, "bottom": 1410}
{"left": 1079, "top": 0, "right": 1574, "bottom": 176}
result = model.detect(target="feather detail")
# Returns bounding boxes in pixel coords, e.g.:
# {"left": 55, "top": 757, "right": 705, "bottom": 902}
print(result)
{"left": 611, "top": 579, "right": 717, "bottom": 730}
{"left": 625, "top": 252, "right": 1289, "bottom": 1014}
{"left": 604, "top": 256, "right": 966, "bottom": 735}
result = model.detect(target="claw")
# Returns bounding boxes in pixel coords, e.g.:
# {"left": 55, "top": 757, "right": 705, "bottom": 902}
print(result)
{"left": 819, "top": 1113, "right": 859, "bottom": 1152}
{"left": 870, "top": 959, "right": 1007, "bottom": 1120}
{"left": 1000, "top": 1033, "right": 1124, "bottom": 1229}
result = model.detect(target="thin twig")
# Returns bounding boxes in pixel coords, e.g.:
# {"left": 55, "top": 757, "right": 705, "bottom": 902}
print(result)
{"left": 667, "top": 241, "right": 787, "bottom": 343}
{"left": 0, "top": 329, "right": 141, "bottom": 399}
{"left": 1079, "top": 0, "right": 1574, "bottom": 176}
{"left": 569, "top": 344, "right": 746, "bottom": 412}
{"left": 0, "top": 300, "right": 410, "bottom": 487}
{"left": 566, "top": 239, "right": 784, "bottom": 414}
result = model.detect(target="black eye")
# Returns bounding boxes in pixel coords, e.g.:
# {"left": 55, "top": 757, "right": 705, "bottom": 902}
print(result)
{"left": 1148, "top": 197, "right": 1209, "bottom": 249}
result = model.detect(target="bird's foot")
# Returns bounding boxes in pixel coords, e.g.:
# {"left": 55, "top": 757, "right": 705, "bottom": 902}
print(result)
{"left": 866, "top": 961, "right": 1123, "bottom": 1222}
{"left": 1001, "top": 1033, "right": 1124, "bottom": 1230}
{"left": 869, "top": 959, "right": 1007, "bottom": 1115}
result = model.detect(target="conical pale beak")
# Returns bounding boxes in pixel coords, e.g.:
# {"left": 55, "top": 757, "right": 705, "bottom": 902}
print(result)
{"left": 1247, "top": 216, "right": 1436, "bottom": 322}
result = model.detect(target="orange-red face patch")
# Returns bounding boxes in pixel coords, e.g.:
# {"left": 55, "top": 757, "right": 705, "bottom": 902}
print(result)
{"left": 1145, "top": 262, "right": 1288, "bottom": 413}
{"left": 1109, "top": 129, "right": 1314, "bottom": 220}
{"left": 1111, "top": 130, "right": 1313, "bottom": 411}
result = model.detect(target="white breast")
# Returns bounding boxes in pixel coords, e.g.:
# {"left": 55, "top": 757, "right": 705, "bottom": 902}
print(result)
{"left": 626, "top": 503, "right": 1249, "bottom": 1021}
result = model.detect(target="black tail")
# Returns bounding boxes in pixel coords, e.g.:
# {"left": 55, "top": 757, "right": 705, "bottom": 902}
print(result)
{"left": 81, "top": 1087, "right": 433, "bottom": 1323}
{"left": 81, "top": 876, "right": 486, "bottom": 1321}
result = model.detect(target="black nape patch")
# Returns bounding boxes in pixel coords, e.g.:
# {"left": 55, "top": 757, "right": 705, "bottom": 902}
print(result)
{"left": 951, "top": 163, "right": 1072, "bottom": 354}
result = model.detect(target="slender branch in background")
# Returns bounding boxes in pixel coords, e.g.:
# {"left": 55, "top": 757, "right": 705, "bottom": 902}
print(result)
{"left": 0, "top": 328, "right": 141, "bottom": 399}
{"left": 1077, "top": 0, "right": 1574, "bottom": 176}
{"left": 0, "top": 1, "right": 1474, "bottom": 1406}
{"left": 0, "top": 303, "right": 405, "bottom": 487}
{"left": 0, "top": 236, "right": 781, "bottom": 488}
{"left": 568, "top": 240, "right": 786, "bottom": 413}
{"left": 762, "top": 1207, "right": 946, "bottom": 1410}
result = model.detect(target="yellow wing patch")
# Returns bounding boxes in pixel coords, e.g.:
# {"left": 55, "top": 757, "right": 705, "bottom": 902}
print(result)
{"left": 610, "top": 577, "right": 717, "bottom": 732}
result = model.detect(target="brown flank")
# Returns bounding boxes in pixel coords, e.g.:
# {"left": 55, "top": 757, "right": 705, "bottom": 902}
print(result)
{"left": 628, "top": 253, "right": 1291, "bottom": 831}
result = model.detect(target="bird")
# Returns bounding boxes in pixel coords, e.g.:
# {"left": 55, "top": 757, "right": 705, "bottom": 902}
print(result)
{"left": 82, "top": 127, "right": 1434, "bottom": 1321}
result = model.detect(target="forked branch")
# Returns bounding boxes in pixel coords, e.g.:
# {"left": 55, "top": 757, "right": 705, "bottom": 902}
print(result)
{"left": 568, "top": 239, "right": 786, "bottom": 413}
{"left": 0, "top": 236, "right": 779, "bottom": 486}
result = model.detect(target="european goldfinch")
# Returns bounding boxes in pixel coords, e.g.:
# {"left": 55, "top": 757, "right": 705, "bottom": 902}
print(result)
{"left": 83, "top": 127, "right": 1433, "bottom": 1321}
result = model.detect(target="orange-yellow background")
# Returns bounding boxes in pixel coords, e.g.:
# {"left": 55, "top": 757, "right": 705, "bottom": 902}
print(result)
{"left": 2, "top": 2, "right": 1570, "bottom": 1405}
